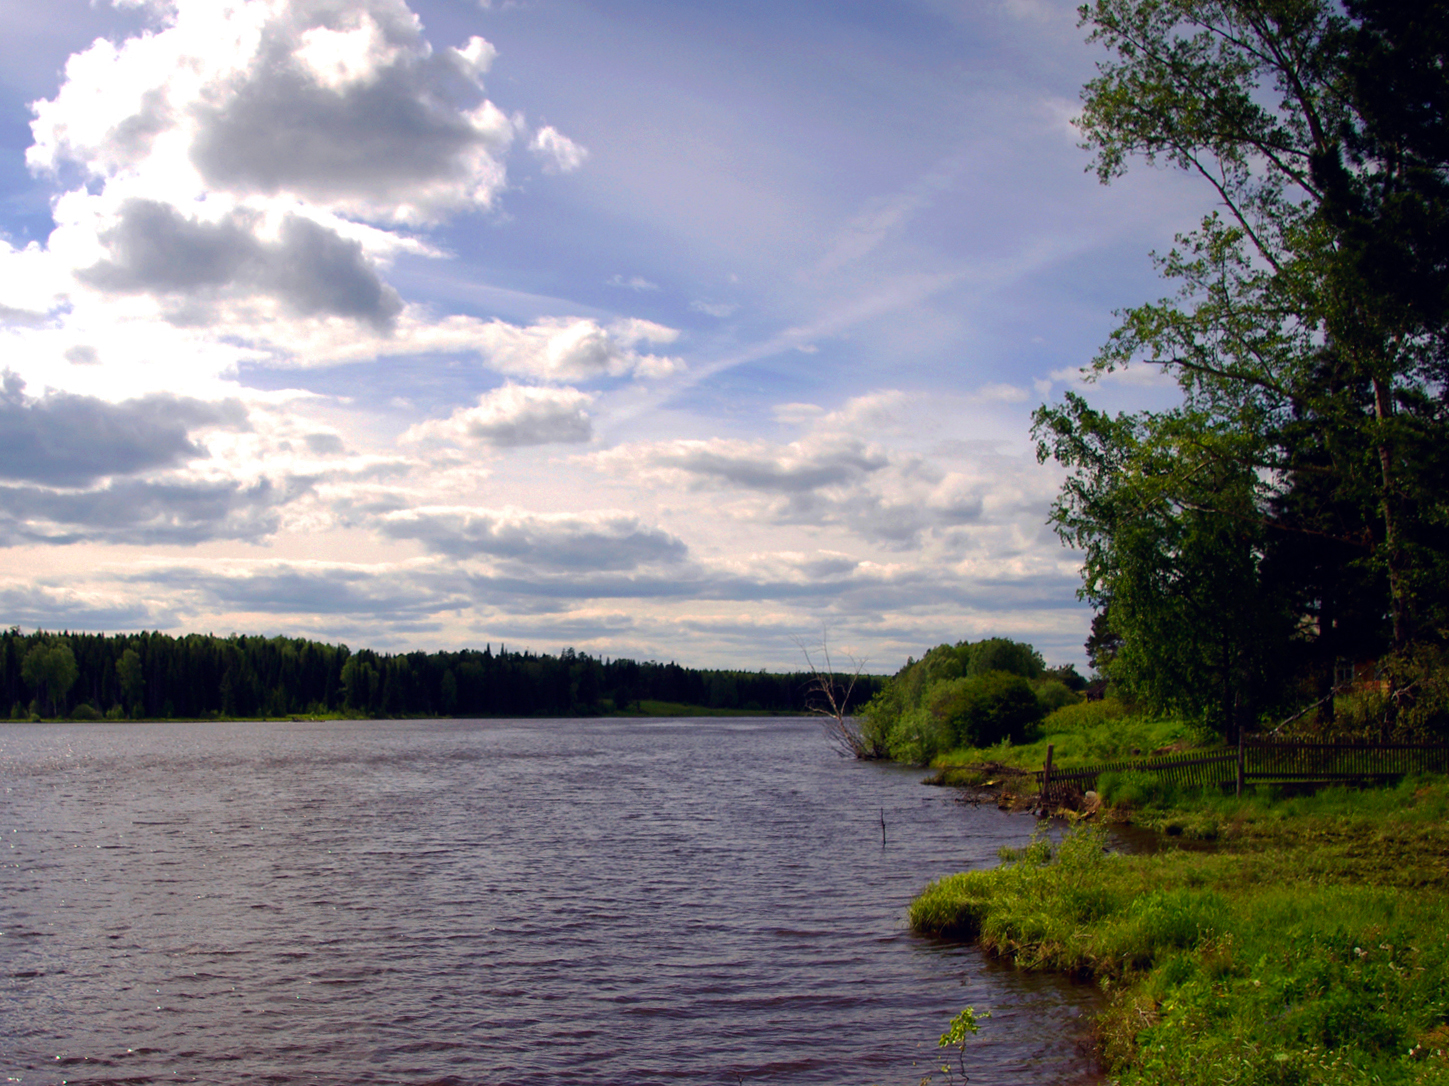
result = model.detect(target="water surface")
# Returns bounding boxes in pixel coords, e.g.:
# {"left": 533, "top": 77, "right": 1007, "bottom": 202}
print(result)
{"left": 1, "top": 717, "right": 1099, "bottom": 1084}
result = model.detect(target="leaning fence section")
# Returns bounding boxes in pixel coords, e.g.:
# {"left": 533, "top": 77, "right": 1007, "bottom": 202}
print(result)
{"left": 1032, "top": 738, "right": 1449, "bottom": 806}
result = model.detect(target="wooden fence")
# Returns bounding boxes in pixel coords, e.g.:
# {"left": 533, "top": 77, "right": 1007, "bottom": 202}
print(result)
{"left": 1033, "top": 737, "right": 1449, "bottom": 806}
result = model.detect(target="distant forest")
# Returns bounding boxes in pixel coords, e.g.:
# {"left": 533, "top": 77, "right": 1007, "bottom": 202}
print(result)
{"left": 0, "top": 627, "right": 883, "bottom": 721}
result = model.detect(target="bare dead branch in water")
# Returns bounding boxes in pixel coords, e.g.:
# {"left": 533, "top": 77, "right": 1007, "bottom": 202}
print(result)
{"left": 795, "top": 627, "right": 872, "bottom": 759}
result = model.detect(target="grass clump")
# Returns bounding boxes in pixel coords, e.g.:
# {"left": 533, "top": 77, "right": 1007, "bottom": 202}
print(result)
{"left": 911, "top": 779, "right": 1449, "bottom": 1084}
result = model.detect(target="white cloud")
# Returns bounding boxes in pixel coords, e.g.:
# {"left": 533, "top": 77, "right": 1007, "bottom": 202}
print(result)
{"left": 594, "top": 428, "right": 984, "bottom": 547}
{"left": 403, "top": 384, "right": 595, "bottom": 447}
{"left": 0, "top": 370, "right": 247, "bottom": 486}
{"left": 970, "top": 382, "right": 1029, "bottom": 403}
{"left": 771, "top": 402, "right": 824, "bottom": 424}
{"left": 29, "top": 0, "right": 515, "bottom": 225}
{"left": 379, "top": 506, "right": 689, "bottom": 571}
{"left": 0, "top": 0, "right": 676, "bottom": 410}
{"left": 1049, "top": 363, "right": 1175, "bottom": 388}
{"left": 449, "top": 35, "right": 498, "bottom": 86}
{"left": 530, "top": 125, "right": 589, "bottom": 174}
{"left": 608, "top": 274, "right": 659, "bottom": 291}
{"left": 473, "top": 317, "right": 683, "bottom": 381}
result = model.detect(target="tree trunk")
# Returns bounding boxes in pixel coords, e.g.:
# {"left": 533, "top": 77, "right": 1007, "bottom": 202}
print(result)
{"left": 1372, "top": 374, "right": 1409, "bottom": 652}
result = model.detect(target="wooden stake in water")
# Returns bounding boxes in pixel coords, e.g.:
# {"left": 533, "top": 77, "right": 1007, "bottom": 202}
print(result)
{"left": 880, "top": 807, "right": 886, "bottom": 848}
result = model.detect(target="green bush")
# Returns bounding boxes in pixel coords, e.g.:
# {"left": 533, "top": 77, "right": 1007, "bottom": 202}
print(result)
{"left": 68, "top": 703, "right": 103, "bottom": 721}
{"left": 963, "top": 671, "right": 1045, "bottom": 746}
{"left": 927, "top": 670, "right": 1044, "bottom": 748}
{"left": 860, "top": 636, "right": 1057, "bottom": 762}
{"left": 1032, "top": 679, "right": 1081, "bottom": 713}
{"left": 1040, "top": 697, "right": 1128, "bottom": 732}
{"left": 884, "top": 706, "right": 952, "bottom": 765}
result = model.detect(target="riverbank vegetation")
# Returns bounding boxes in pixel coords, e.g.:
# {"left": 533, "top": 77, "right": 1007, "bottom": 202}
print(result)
{"left": 0, "top": 627, "right": 882, "bottom": 722}
{"left": 912, "top": 778, "right": 1449, "bottom": 1084}
{"left": 855, "top": 637, "right": 1090, "bottom": 764}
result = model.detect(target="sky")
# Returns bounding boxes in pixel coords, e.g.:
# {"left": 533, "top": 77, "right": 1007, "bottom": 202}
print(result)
{"left": 0, "top": 0, "right": 1204, "bottom": 672}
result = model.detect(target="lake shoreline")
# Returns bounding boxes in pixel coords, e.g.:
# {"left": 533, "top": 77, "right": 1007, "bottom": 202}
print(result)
{"left": 909, "top": 777, "right": 1449, "bottom": 1084}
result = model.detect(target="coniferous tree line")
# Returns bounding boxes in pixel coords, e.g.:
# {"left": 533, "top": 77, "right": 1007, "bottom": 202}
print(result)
{"left": 0, "top": 627, "right": 882, "bottom": 721}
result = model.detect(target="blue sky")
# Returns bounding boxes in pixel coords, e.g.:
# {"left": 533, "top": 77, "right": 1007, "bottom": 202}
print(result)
{"left": 0, "top": 0, "right": 1201, "bottom": 671}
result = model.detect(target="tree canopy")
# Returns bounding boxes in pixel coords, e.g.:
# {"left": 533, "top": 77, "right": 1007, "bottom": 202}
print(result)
{"left": 857, "top": 638, "right": 1069, "bottom": 763}
{"left": 1035, "top": 0, "right": 1449, "bottom": 736}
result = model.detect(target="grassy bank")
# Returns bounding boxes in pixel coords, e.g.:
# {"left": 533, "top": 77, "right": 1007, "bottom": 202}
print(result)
{"left": 911, "top": 779, "right": 1449, "bottom": 1084}
{"left": 924, "top": 698, "right": 1201, "bottom": 792}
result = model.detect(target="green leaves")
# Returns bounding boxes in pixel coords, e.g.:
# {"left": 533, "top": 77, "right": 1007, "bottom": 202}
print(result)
{"left": 1041, "top": 0, "right": 1449, "bottom": 731}
{"left": 20, "top": 640, "right": 78, "bottom": 717}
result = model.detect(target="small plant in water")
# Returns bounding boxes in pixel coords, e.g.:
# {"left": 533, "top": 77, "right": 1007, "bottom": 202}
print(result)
{"left": 937, "top": 1006, "right": 989, "bottom": 1082}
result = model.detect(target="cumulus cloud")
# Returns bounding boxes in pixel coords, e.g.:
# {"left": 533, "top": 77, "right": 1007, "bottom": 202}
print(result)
{"left": 473, "top": 317, "right": 682, "bottom": 381}
{"left": 6, "top": 0, "right": 623, "bottom": 397}
{"left": 79, "top": 199, "right": 403, "bottom": 327}
{"left": 403, "top": 384, "right": 594, "bottom": 447}
{"left": 611, "top": 434, "right": 890, "bottom": 493}
{"left": 0, "top": 371, "right": 247, "bottom": 487}
{"left": 592, "top": 392, "right": 1008, "bottom": 546}
{"left": 139, "top": 560, "right": 468, "bottom": 619}
{"left": 30, "top": 2, "right": 518, "bottom": 225}
{"left": 530, "top": 126, "right": 588, "bottom": 174}
{"left": 304, "top": 432, "right": 347, "bottom": 456}
{"left": 449, "top": 36, "right": 498, "bottom": 85}
{"left": 596, "top": 432, "right": 984, "bottom": 545}
{"left": 0, "top": 477, "right": 290, "bottom": 547}
{"left": 0, "top": 581, "right": 163, "bottom": 632}
{"left": 379, "top": 507, "right": 689, "bottom": 571}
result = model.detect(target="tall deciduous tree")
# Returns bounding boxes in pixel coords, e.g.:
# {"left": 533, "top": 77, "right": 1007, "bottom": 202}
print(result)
{"left": 1037, "top": 0, "right": 1449, "bottom": 730}
{"left": 116, "top": 648, "right": 145, "bottom": 717}
{"left": 22, "top": 641, "right": 79, "bottom": 717}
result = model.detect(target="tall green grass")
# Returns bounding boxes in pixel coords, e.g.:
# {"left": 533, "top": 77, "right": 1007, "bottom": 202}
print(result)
{"left": 931, "top": 698, "right": 1202, "bottom": 772}
{"left": 911, "top": 781, "right": 1449, "bottom": 1084}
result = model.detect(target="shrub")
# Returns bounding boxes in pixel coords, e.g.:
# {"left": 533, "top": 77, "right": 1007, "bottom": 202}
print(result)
{"left": 1033, "top": 679, "right": 1081, "bottom": 713}
{"left": 1040, "top": 697, "right": 1128, "bottom": 733}
{"left": 885, "top": 706, "right": 952, "bottom": 765}
{"left": 68, "top": 702, "right": 102, "bottom": 721}
{"left": 861, "top": 636, "right": 1054, "bottom": 762}
{"left": 949, "top": 671, "right": 1045, "bottom": 747}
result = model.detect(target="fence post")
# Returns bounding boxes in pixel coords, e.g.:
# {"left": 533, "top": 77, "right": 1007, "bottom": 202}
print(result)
{"left": 1042, "top": 744, "right": 1054, "bottom": 808}
{"left": 1236, "top": 731, "right": 1245, "bottom": 798}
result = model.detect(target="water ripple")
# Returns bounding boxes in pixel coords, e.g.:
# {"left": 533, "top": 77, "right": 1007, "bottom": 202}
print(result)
{"left": 1, "top": 718, "right": 1101, "bottom": 1085}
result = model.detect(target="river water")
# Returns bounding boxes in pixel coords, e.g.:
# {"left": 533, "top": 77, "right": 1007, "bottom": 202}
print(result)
{"left": 1, "top": 717, "right": 1099, "bottom": 1085}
